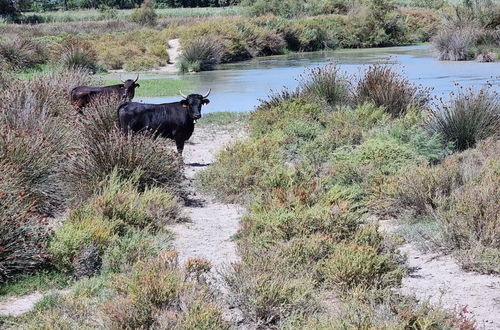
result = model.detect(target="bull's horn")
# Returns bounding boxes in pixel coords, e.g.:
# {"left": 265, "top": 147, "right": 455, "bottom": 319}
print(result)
{"left": 134, "top": 74, "right": 139, "bottom": 83}
{"left": 179, "top": 90, "right": 188, "bottom": 98}
{"left": 202, "top": 88, "right": 211, "bottom": 98}
{"left": 120, "top": 75, "right": 125, "bottom": 83}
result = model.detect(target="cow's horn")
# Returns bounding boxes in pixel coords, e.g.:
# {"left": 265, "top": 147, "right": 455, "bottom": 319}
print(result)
{"left": 179, "top": 90, "right": 188, "bottom": 98}
{"left": 202, "top": 89, "right": 211, "bottom": 98}
{"left": 120, "top": 75, "right": 125, "bottom": 83}
{"left": 134, "top": 74, "right": 139, "bottom": 83}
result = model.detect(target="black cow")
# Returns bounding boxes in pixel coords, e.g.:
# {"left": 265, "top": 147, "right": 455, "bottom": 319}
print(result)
{"left": 117, "top": 89, "right": 211, "bottom": 154}
{"left": 71, "top": 75, "right": 140, "bottom": 113}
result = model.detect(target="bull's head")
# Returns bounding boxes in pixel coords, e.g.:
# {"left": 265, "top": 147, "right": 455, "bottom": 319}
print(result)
{"left": 179, "top": 89, "right": 210, "bottom": 123}
{"left": 121, "top": 74, "right": 140, "bottom": 101}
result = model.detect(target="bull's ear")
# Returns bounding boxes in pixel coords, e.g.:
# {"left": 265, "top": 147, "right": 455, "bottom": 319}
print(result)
{"left": 180, "top": 100, "right": 189, "bottom": 107}
{"left": 203, "top": 99, "right": 210, "bottom": 105}
{"left": 135, "top": 83, "right": 140, "bottom": 88}
{"left": 119, "top": 84, "right": 125, "bottom": 87}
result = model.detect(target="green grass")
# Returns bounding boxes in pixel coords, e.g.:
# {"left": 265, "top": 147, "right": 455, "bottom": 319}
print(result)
{"left": 0, "top": 271, "right": 70, "bottom": 301}
{"left": 103, "top": 77, "right": 193, "bottom": 97}
{"left": 25, "top": 7, "right": 244, "bottom": 23}
{"left": 198, "top": 112, "right": 249, "bottom": 127}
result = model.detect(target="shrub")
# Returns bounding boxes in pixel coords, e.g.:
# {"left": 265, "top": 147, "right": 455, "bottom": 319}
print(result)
{"left": 223, "top": 253, "right": 320, "bottom": 326}
{"left": 199, "top": 134, "right": 287, "bottom": 203}
{"left": 130, "top": 0, "right": 158, "bottom": 26}
{"left": 355, "top": 65, "right": 431, "bottom": 117}
{"left": 50, "top": 171, "right": 182, "bottom": 273}
{"left": 102, "top": 230, "right": 171, "bottom": 274}
{"left": 432, "top": 27, "right": 479, "bottom": 61}
{"left": 64, "top": 101, "right": 183, "bottom": 201}
{"left": 402, "top": 7, "right": 441, "bottom": 42}
{"left": 392, "top": 139, "right": 499, "bottom": 273}
{"left": 179, "top": 37, "right": 223, "bottom": 73}
{"left": 428, "top": 85, "right": 500, "bottom": 151}
{"left": 102, "top": 252, "right": 226, "bottom": 329}
{"left": 299, "top": 63, "right": 352, "bottom": 107}
{"left": 320, "top": 243, "right": 404, "bottom": 290}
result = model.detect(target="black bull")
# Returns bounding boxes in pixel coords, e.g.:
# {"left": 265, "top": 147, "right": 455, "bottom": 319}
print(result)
{"left": 117, "top": 90, "right": 211, "bottom": 154}
{"left": 71, "top": 76, "right": 140, "bottom": 112}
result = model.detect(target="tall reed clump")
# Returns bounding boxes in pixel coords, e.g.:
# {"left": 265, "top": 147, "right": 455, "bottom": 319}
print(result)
{"left": 0, "top": 163, "right": 51, "bottom": 283}
{"left": 64, "top": 100, "right": 183, "bottom": 202}
{"left": 299, "top": 63, "right": 353, "bottom": 107}
{"left": 428, "top": 85, "right": 500, "bottom": 151}
{"left": 0, "top": 36, "right": 48, "bottom": 71}
{"left": 59, "top": 39, "right": 99, "bottom": 72}
{"left": 355, "top": 64, "right": 431, "bottom": 117}
{"left": 0, "top": 70, "right": 90, "bottom": 214}
{"left": 179, "top": 37, "right": 223, "bottom": 73}
{"left": 432, "top": 27, "right": 479, "bottom": 61}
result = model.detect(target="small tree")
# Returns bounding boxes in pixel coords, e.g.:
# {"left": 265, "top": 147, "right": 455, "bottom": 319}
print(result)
{"left": 130, "top": 0, "right": 158, "bottom": 26}
{"left": 0, "top": 0, "right": 32, "bottom": 22}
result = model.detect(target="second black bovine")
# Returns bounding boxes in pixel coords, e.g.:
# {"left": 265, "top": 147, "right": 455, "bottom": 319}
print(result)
{"left": 117, "top": 90, "right": 211, "bottom": 154}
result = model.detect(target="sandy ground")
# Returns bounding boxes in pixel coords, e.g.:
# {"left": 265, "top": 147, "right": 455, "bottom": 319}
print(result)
{"left": 380, "top": 219, "right": 500, "bottom": 330}
{"left": 153, "top": 39, "right": 181, "bottom": 74}
{"left": 0, "top": 293, "right": 44, "bottom": 316}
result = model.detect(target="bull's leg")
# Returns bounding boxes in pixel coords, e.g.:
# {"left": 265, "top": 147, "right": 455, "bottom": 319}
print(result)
{"left": 175, "top": 139, "right": 184, "bottom": 155}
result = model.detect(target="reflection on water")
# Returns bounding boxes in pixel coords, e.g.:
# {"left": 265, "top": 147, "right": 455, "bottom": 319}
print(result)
{"left": 135, "top": 45, "right": 500, "bottom": 113}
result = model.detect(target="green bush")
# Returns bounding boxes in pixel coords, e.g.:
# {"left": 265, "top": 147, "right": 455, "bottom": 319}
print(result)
{"left": 320, "top": 242, "right": 403, "bottom": 290}
{"left": 392, "top": 139, "right": 500, "bottom": 273}
{"left": 0, "top": 170, "right": 50, "bottom": 282}
{"left": 428, "top": 85, "right": 500, "bottom": 151}
{"left": 50, "top": 171, "right": 182, "bottom": 273}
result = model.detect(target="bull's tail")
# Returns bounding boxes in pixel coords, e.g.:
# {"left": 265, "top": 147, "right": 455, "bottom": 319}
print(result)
{"left": 117, "top": 102, "right": 129, "bottom": 130}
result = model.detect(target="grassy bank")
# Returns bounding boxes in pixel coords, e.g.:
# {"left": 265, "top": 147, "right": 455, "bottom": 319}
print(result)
{"left": 198, "top": 63, "right": 499, "bottom": 327}
{"left": 103, "top": 77, "right": 193, "bottom": 97}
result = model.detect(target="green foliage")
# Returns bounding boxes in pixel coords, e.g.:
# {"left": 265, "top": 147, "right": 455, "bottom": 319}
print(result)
{"left": 0, "top": 271, "right": 69, "bottom": 299}
{"left": 50, "top": 171, "right": 181, "bottom": 273}
{"left": 320, "top": 242, "right": 404, "bottom": 290}
{"left": 428, "top": 85, "right": 500, "bottom": 151}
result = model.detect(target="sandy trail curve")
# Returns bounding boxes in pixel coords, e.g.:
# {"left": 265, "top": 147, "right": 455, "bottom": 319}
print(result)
{"left": 0, "top": 292, "right": 44, "bottom": 317}
{"left": 380, "top": 219, "right": 500, "bottom": 330}
{"left": 171, "top": 125, "right": 244, "bottom": 267}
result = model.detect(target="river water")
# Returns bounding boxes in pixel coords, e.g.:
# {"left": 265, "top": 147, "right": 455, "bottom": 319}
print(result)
{"left": 137, "top": 44, "right": 500, "bottom": 113}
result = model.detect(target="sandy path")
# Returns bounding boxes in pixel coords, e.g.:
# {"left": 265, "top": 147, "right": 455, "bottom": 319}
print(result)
{"left": 171, "top": 125, "right": 244, "bottom": 267}
{"left": 0, "top": 292, "right": 44, "bottom": 316}
{"left": 153, "top": 39, "right": 181, "bottom": 74}
{"left": 380, "top": 219, "right": 500, "bottom": 330}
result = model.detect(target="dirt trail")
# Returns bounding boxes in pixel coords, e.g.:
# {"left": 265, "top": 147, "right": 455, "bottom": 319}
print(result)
{"left": 154, "top": 39, "right": 181, "bottom": 74}
{"left": 380, "top": 219, "right": 500, "bottom": 330}
{"left": 171, "top": 125, "right": 244, "bottom": 267}
{"left": 0, "top": 293, "right": 44, "bottom": 317}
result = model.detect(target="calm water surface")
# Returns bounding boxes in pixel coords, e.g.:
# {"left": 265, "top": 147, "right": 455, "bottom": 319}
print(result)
{"left": 136, "top": 45, "right": 500, "bottom": 113}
